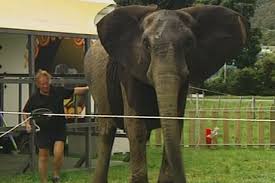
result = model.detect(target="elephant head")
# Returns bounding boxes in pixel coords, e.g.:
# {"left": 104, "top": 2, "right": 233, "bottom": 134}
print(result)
{"left": 96, "top": 5, "right": 247, "bottom": 182}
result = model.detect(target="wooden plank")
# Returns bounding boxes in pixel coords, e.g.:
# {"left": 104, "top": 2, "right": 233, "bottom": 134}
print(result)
{"left": 235, "top": 109, "right": 241, "bottom": 147}
{"left": 258, "top": 104, "right": 265, "bottom": 146}
{"left": 223, "top": 107, "right": 229, "bottom": 146}
{"left": 211, "top": 108, "right": 218, "bottom": 145}
{"left": 188, "top": 110, "right": 196, "bottom": 146}
{"left": 270, "top": 104, "right": 275, "bottom": 147}
{"left": 247, "top": 109, "right": 253, "bottom": 145}
{"left": 199, "top": 110, "right": 206, "bottom": 145}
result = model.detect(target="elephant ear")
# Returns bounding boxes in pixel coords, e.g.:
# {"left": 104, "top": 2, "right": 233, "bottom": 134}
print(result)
{"left": 96, "top": 5, "right": 158, "bottom": 67}
{"left": 180, "top": 5, "right": 248, "bottom": 83}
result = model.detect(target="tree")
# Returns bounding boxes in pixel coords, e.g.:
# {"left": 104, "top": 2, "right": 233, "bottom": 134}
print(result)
{"left": 253, "top": 53, "right": 275, "bottom": 95}
{"left": 226, "top": 67, "right": 259, "bottom": 95}
{"left": 114, "top": 0, "right": 194, "bottom": 9}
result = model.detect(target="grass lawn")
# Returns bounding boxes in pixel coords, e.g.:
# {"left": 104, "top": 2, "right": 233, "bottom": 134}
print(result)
{"left": 2, "top": 146, "right": 275, "bottom": 183}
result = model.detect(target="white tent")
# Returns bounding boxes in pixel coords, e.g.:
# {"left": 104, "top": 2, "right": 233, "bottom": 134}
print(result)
{"left": 0, "top": 0, "right": 116, "bottom": 126}
{"left": 0, "top": 0, "right": 115, "bottom": 37}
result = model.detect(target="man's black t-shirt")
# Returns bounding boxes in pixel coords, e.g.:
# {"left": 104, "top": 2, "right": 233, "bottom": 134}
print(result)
{"left": 23, "top": 86, "right": 74, "bottom": 130}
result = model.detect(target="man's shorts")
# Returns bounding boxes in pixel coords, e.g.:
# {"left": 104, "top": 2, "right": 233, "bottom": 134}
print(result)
{"left": 36, "top": 126, "right": 66, "bottom": 149}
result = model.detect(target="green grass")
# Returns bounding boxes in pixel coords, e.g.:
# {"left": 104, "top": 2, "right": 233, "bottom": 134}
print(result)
{"left": 2, "top": 147, "right": 275, "bottom": 182}
{"left": 1, "top": 96, "right": 274, "bottom": 182}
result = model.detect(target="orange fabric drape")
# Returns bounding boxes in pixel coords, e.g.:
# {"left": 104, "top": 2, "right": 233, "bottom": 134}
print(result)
{"left": 73, "top": 38, "right": 85, "bottom": 47}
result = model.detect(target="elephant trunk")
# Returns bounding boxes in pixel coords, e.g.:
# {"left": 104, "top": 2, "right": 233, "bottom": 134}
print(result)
{"left": 154, "top": 75, "right": 186, "bottom": 183}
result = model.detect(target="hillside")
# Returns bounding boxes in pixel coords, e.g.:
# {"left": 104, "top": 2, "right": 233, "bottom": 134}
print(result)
{"left": 252, "top": 0, "right": 275, "bottom": 29}
{"left": 251, "top": 0, "right": 275, "bottom": 45}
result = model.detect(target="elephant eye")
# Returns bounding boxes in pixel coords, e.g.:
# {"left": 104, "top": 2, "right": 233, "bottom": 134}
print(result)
{"left": 184, "top": 37, "right": 194, "bottom": 50}
{"left": 143, "top": 38, "right": 151, "bottom": 50}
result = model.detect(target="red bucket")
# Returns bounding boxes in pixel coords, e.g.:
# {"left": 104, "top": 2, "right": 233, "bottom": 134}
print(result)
{"left": 205, "top": 128, "right": 212, "bottom": 144}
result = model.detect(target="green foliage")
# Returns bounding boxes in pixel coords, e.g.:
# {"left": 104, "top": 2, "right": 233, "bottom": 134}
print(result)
{"left": 234, "top": 27, "right": 262, "bottom": 68}
{"left": 251, "top": 0, "right": 275, "bottom": 46}
{"left": 252, "top": 0, "right": 275, "bottom": 30}
{"left": 261, "top": 30, "right": 275, "bottom": 46}
{"left": 226, "top": 67, "right": 259, "bottom": 95}
{"left": 203, "top": 75, "right": 227, "bottom": 95}
{"left": 254, "top": 53, "right": 275, "bottom": 95}
{"left": 195, "top": 0, "right": 257, "bottom": 18}
{"left": 205, "top": 53, "right": 275, "bottom": 95}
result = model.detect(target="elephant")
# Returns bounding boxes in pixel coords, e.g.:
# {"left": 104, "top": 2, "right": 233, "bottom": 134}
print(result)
{"left": 84, "top": 4, "right": 248, "bottom": 183}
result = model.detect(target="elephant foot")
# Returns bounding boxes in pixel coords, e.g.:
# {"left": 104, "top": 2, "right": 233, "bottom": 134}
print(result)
{"left": 130, "top": 176, "right": 148, "bottom": 183}
{"left": 157, "top": 174, "right": 174, "bottom": 183}
{"left": 157, "top": 179, "right": 174, "bottom": 183}
{"left": 92, "top": 180, "right": 107, "bottom": 183}
{"left": 92, "top": 177, "right": 108, "bottom": 183}
{"left": 130, "top": 180, "right": 148, "bottom": 183}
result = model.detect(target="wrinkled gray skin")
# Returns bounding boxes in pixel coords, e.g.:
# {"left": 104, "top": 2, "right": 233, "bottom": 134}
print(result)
{"left": 84, "top": 5, "right": 247, "bottom": 183}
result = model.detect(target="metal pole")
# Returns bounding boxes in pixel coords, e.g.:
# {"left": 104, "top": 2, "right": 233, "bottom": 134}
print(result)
{"left": 84, "top": 38, "right": 93, "bottom": 166}
{"left": 85, "top": 124, "right": 91, "bottom": 169}
{"left": 223, "top": 63, "right": 227, "bottom": 83}
{"left": 73, "top": 95, "right": 78, "bottom": 130}
{"left": 252, "top": 96, "right": 256, "bottom": 119}
{"left": 18, "top": 82, "right": 22, "bottom": 124}
{"left": 84, "top": 38, "right": 91, "bottom": 52}
{"left": 27, "top": 35, "right": 36, "bottom": 172}
{"left": 196, "top": 93, "right": 199, "bottom": 145}
{"left": 0, "top": 83, "right": 3, "bottom": 126}
{"left": 239, "top": 96, "right": 243, "bottom": 108}
{"left": 270, "top": 104, "right": 275, "bottom": 148}
{"left": 27, "top": 35, "right": 36, "bottom": 95}
{"left": 84, "top": 39, "right": 92, "bottom": 116}
{"left": 196, "top": 93, "right": 199, "bottom": 118}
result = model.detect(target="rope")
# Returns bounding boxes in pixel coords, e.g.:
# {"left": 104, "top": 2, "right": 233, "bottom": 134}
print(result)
{"left": 186, "top": 109, "right": 275, "bottom": 112}
{"left": 189, "top": 86, "right": 231, "bottom": 96}
{"left": 0, "top": 116, "right": 40, "bottom": 138}
{"left": 1, "top": 109, "right": 274, "bottom": 139}
{"left": 0, "top": 111, "right": 274, "bottom": 122}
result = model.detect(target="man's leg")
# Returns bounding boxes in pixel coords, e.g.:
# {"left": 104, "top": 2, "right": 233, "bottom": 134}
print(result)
{"left": 38, "top": 148, "right": 50, "bottom": 183}
{"left": 53, "top": 141, "right": 64, "bottom": 178}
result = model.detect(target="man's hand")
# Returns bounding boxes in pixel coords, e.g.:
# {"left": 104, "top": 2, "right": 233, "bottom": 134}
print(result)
{"left": 23, "top": 114, "right": 32, "bottom": 133}
{"left": 25, "top": 123, "right": 32, "bottom": 133}
{"left": 26, "top": 123, "right": 32, "bottom": 133}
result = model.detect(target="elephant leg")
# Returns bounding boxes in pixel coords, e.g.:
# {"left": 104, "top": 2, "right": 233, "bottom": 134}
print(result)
{"left": 158, "top": 145, "right": 173, "bottom": 183}
{"left": 158, "top": 121, "right": 183, "bottom": 183}
{"left": 92, "top": 119, "right": 116, "bottom": 183}
{"left": 126, "top": 119, "right": 148, "bottom": 183}
{"left": 121, "top": 85, "right": 149, "bottom": 183}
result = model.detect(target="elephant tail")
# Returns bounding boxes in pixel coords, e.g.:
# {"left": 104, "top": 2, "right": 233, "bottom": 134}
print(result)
{"left": 106, "top": 59, "right": 124, "bottom": 129}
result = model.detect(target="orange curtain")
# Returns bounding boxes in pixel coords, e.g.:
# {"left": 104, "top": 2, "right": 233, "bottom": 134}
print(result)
{"left": 73, "top": 38, "right": 85, "bottom": 47}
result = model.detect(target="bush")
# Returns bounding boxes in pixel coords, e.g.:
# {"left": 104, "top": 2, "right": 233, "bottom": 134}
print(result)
{"left": 203, "top": 53, "right": 275, "bottom": 96}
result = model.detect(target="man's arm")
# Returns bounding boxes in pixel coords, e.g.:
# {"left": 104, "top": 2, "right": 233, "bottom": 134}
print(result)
{"left": 23, "top": 114, "right": 32, "bottom": 133}
{"left": 74, "top": 86, "right": 89, "bottom": 95}
{"left": 23, "top": 98, "right": 32, "bottom": 133}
